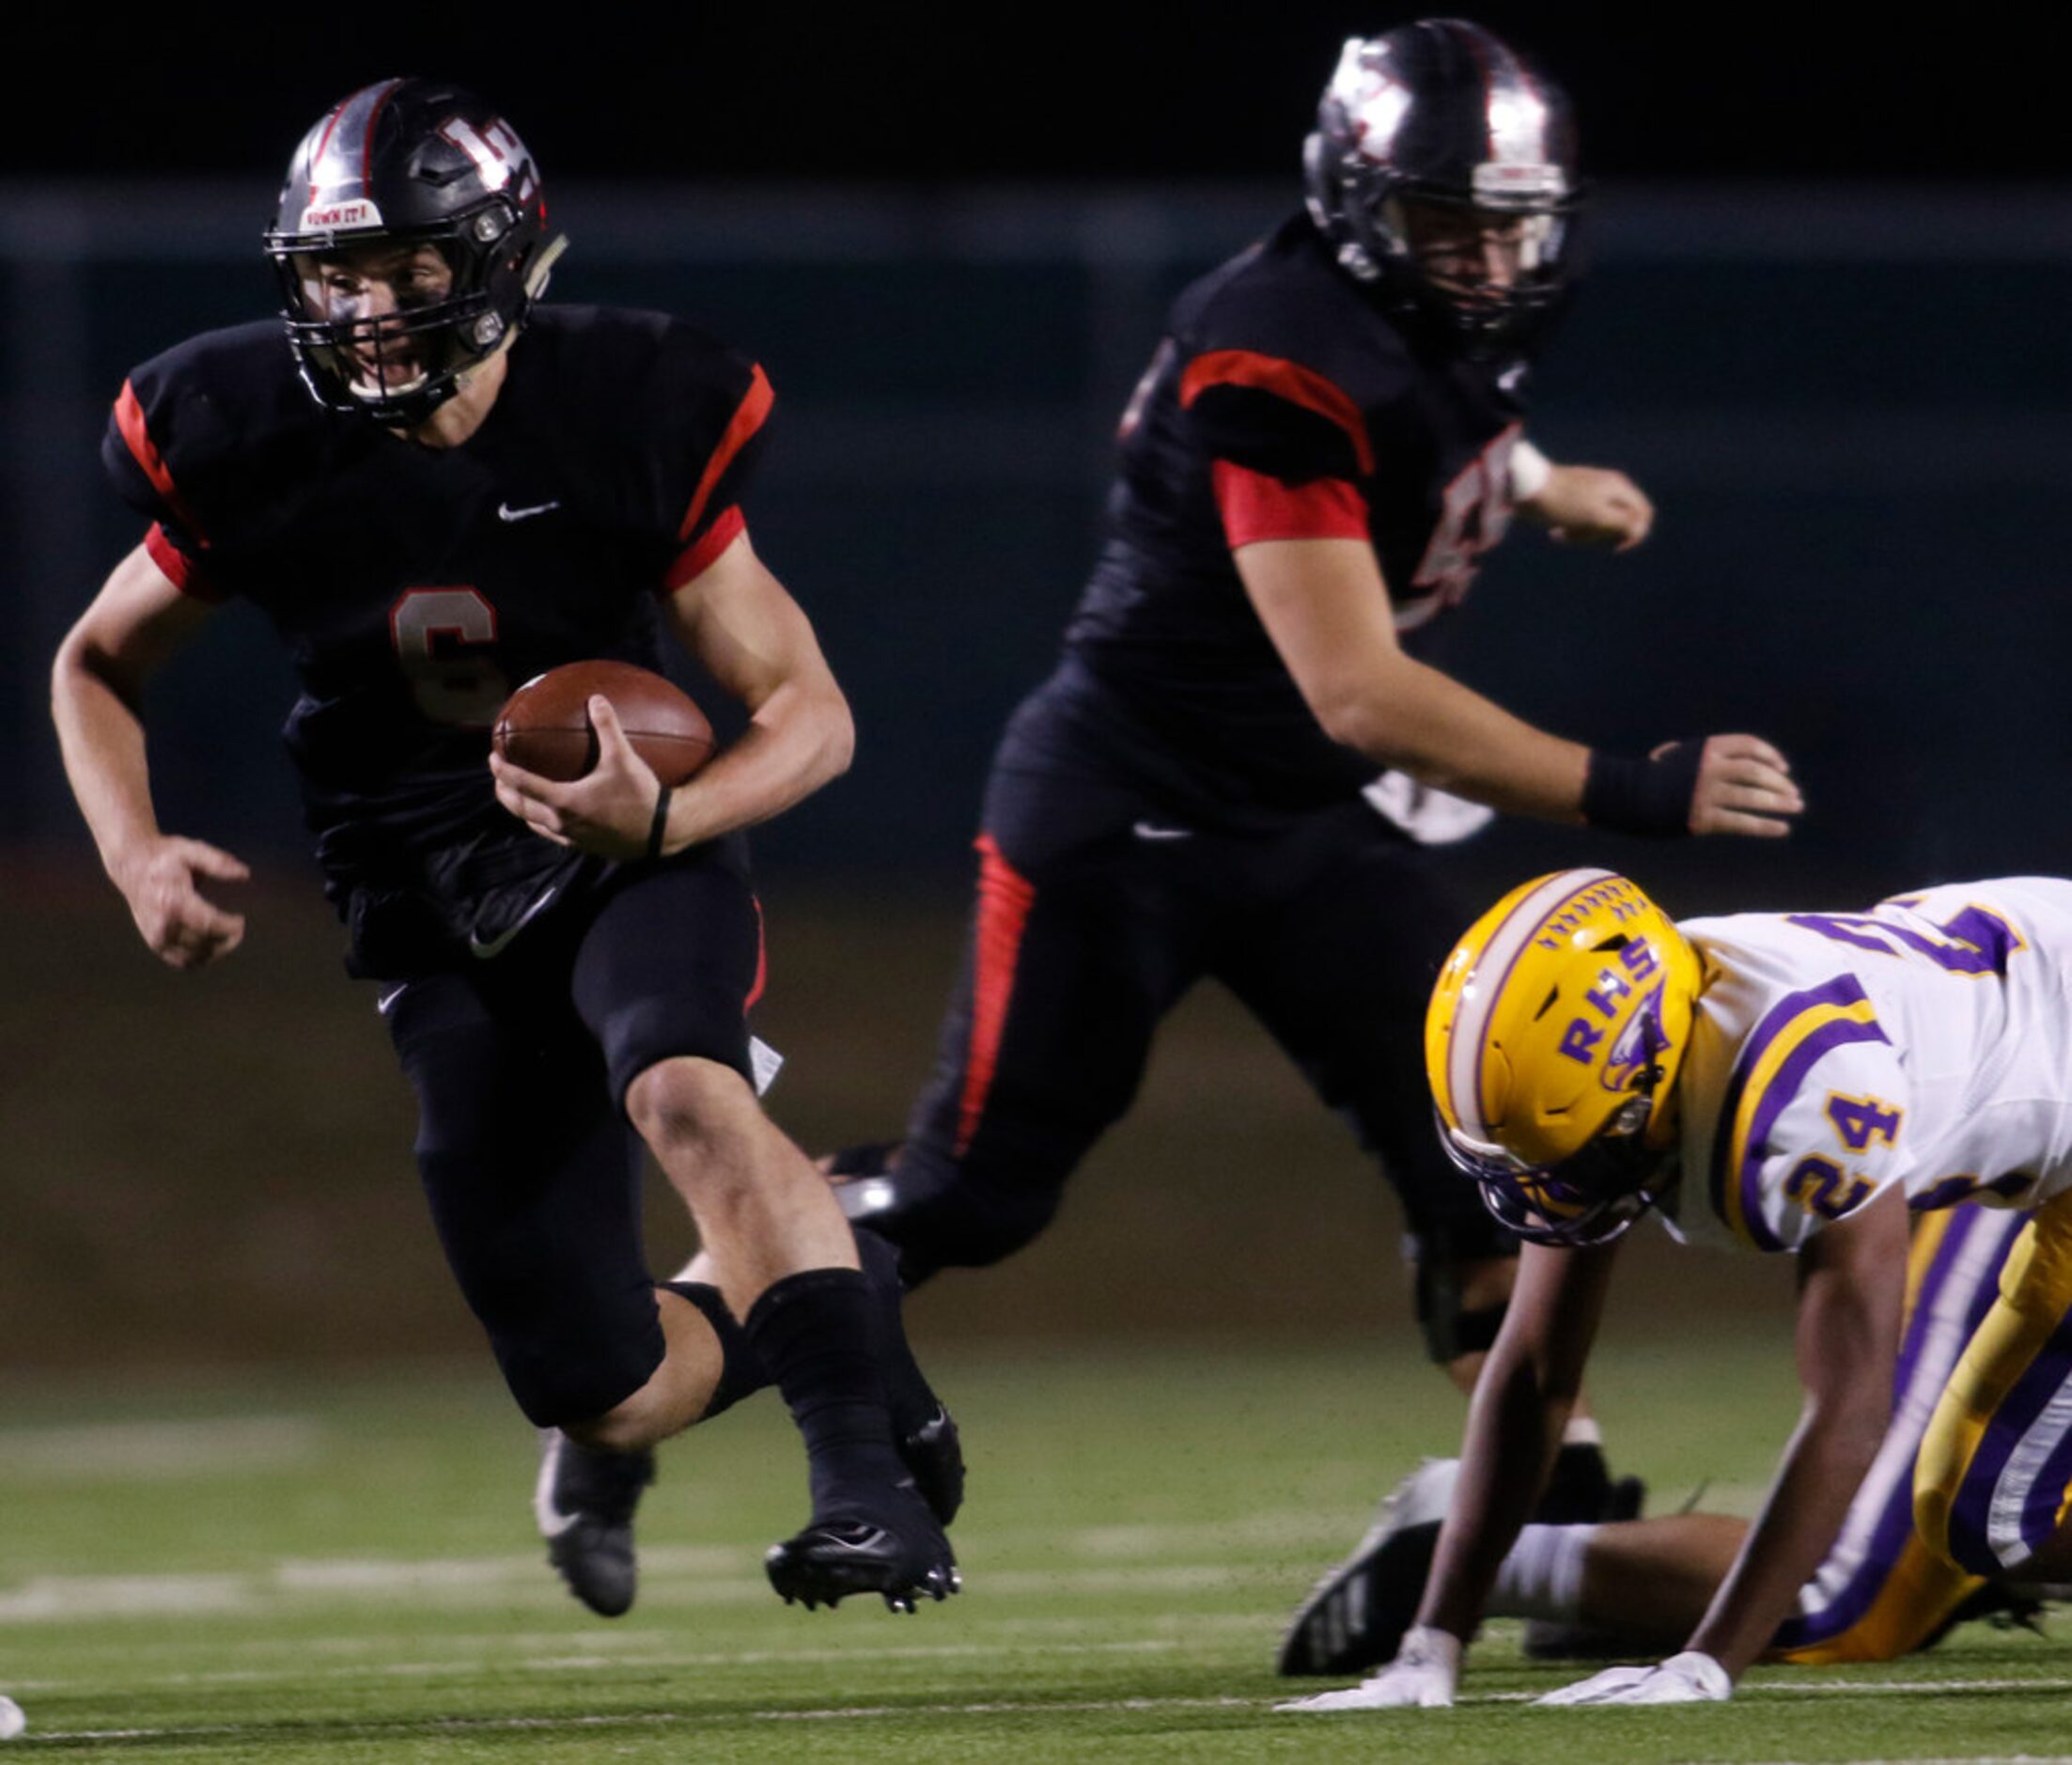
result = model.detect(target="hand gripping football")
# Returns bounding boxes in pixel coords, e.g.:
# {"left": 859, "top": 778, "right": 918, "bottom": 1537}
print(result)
{"left": 493, "top": 661, "right": 715, "bottom": 786}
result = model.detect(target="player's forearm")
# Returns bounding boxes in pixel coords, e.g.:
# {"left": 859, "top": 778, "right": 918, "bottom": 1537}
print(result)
{"left": 659, "top": 678, "right": 854, "bottom": 852}
{"left": 1419, "top": 1333, "right": 1577, "bottom": 1640}
{"left": 50, "top": 638, "right": 164, "bottom": 885}
{"left": 1685, "top": 1390, "right": 1887, "bottom": 1677}
{"left": 1324, "top": 651, "right": 1590, "bottom": 822}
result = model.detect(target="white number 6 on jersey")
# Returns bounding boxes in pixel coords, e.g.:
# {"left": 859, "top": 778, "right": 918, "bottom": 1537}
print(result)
{"left": 389, "top": 586, "right": 511, "bottom": 727}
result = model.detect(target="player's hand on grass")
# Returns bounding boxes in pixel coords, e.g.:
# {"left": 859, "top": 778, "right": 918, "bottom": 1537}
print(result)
{"left": 1681, "top": 733, "right": 1803, "bottom": 837}
{"left": 1276, "top": 1624, "right": 1459, "bottom": 1712}
{"left": 490, "top": 695, "right": 663, "bottom": 861}
{"left": 115, "top": 836, "right": 250, "bottom": 969}
{"left": 1523, "top": 465, "right": 1654, "bottom": 551}
{"left": 1535, "top": 1650, "right": 1732, "bottom": 1707}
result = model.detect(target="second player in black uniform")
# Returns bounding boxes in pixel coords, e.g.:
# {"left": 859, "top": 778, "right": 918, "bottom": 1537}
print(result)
{"left": 821, "top": 17, "right": 1803, "bottom": 1649}
{"left": 52, "top": 78, "right": 959, "bottom": 1617}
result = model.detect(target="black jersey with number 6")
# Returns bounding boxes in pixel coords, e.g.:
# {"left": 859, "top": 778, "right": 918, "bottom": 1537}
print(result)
{"left": 101, "top": 305, "right": 770, "bottom": 968}
{"left": 1006, "top": 213, "right": 1528, "bottom": 827}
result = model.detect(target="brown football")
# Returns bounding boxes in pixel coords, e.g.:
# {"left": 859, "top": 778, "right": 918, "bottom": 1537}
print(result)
{"left": 492, "top": 661, "right": 715, "bottom": 786}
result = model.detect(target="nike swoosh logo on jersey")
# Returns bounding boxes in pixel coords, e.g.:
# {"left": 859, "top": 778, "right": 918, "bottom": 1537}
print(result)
{"left": 497, "top": 499, "right": 561, "bottom": 523}
{"left": 1131, "top": 821, "right": 1193, "bottom": 841}
{"left": 375, "top": 983, "right": 410, "bottom": 1015}
{"left": 467, "top": 880, "right": 565, "bottom": 960}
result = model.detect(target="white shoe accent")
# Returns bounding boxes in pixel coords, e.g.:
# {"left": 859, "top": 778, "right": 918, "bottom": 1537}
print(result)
{"left": 1130, "top": 820, "right": 1193, "bottom": 841}
{"left": 533, "top": 1429, "right": 579, "bottom": 1540}
{"left": 498, "top": 499, "right": 561, "bottom": 523}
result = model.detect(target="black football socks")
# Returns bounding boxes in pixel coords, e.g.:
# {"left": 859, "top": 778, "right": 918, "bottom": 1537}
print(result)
{"left": 741, "top": 1267, "right": 913, "bottom": 1517}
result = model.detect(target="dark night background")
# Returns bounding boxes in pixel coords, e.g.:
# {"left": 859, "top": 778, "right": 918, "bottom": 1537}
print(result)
{"left": 8, "top": 8, "right": 2056, "bottom": 181}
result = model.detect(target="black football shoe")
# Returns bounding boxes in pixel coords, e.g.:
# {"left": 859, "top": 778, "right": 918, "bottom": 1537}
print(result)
{"left": 1277, "top": 1459, "right": 1454, "bottom": 1677}
{"left": 851, "top": 1224, "right": 966, "bottom": 1528}
{"left": 765, "top": 1483, "right": 960, "bottom": 1614}
{"left": 535, "top": 1429, "right": 656, "bottom": 1618}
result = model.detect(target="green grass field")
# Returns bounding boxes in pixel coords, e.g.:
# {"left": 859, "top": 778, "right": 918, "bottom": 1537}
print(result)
{"left": 4, "top": 1332, "right": 2067, "bottom": 1763}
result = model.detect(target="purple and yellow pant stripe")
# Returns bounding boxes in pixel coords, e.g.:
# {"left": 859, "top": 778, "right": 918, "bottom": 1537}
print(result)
{"left": 1771, "top": 1206, "right": 2018, "bottom": 1662}
{"left": 1917, "top": 1190, "right": 2072, "bottom": 1576}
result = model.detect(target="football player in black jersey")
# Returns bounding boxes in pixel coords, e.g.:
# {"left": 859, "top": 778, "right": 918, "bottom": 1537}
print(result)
{"left": 51, "top": 78, "right": 959, "bottom": 1619}
{"left": 819, "top": 19, "right": 1802, "bottom": 1654}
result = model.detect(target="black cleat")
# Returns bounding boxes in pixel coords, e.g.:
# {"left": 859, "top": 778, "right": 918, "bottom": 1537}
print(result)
{"left": 535, "top": 1429, "right": 655, "bottom": 1618}
{"left": 1278, "top": 1460, "right": 1452, "bottom": 1677}
{"left": 765, "top": 1489, "right": 960, "bottom": 1614}
{"left": 898, "top": 1402, "right": 966, "bottom": 1528}
{"left": 851, "top": 1222, "right": 967, "bottom": 1528}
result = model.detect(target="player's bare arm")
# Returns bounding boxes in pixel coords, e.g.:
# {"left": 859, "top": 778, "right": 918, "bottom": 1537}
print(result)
{"left": 490, "top": 527, "right": 854, "bottom": 859}
{"left": 51, "top": 542, "right": 250, "bottom": 968}
{"left": 1281, "top": 1238, "right": 1621, "bottom": 1710}
{"left": 1423, "top": 1240, "right": 1621, "bottom": 1644}
{"left": 1680, "top": 1185, "right": 1908, "bottom": 1678}
{"left": 1516, "top": 461, "right": 1655, "bottom": 551}
{"left": 1234, "top": 535, "right": 1800, "bottom": 834}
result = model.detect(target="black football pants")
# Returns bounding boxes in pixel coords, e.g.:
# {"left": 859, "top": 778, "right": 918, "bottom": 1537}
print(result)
{"left": 863, "top": 768, "right": 1516, "bottom": 1289}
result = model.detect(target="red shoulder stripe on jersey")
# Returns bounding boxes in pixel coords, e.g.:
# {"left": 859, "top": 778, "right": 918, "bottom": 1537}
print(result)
{"left": 144, "top": 522, "right": 223, "bottom": 601}
{"left": 1211, "top": 461, "right": 1369, "bottom": 548}
{"left": 1179, "top": 350, "right": 1375, "bottom": 476}
{"left": 659, "top": 506, "right": 747, "bottom": 595}
{"left": 955, "top": 832, "right": 1037, "bottom": 1159}
{"left": 745, "top": 894, "right": 768, "bottom": 1011}
{"left": 678, "top": 366, "right": 774, "bottom": 543}
{"left": 115, "top": 381, "right": 210, "bottom": 548}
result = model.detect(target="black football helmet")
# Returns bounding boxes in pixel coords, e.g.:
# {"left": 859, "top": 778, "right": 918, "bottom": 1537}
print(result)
{"left": 262, "top": 78, "right": 566, "bottom": 426}
{"left": 1303, "top": 21, "right": 1581, "bottom": 353}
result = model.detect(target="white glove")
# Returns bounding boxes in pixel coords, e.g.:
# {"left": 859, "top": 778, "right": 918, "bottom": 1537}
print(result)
{"left": 1277, "top": 1624, "right": 1460, "bottom": 1712}
{"left": 1535, "top": 1650, "right": 1732, "bottom": 1707}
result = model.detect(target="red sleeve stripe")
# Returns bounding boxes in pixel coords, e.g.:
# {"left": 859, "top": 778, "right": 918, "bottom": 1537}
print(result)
{"left": 115, "top": 381, "right": 210, "bottom": 548}
{"left": 744, "top": 895, "right": 768, "bottom": 1010}
{"left": 677, "top": 365, "right": 774, "bottom": 543}
{"left": 1179, "top": 350, "right": 1375, "bottom": 477}
{"left": 955, "top": 832, "right": 1038, "bottom": 1159}
{"left": 144, "top": 522, "right": 223, "bottom": 601}
{"left": 659, "top": 507, "right": 746, "bottom": 595}
{"left": 1211, "top": 461, "right": 1369, "bottom": 549}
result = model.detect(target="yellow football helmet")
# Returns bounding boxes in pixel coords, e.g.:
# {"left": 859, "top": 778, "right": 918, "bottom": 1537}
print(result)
{"left": 1425, "top": 868, "right": 1702, "bottom": 1244}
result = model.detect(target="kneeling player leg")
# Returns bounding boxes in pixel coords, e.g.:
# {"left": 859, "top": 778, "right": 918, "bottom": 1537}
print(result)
{"left": 847, "top": 820, "right": 1198, "bottom": 1283}
{"left": 1917, "top": 1195, "right": 2072, "bottom": 1577}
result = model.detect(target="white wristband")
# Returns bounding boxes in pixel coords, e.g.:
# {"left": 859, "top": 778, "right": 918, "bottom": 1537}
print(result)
{"left": 1509, "top": 438, "right": 1553, "bottom": 502}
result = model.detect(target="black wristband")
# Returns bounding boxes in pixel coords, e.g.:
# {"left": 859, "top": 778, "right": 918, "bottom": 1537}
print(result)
{"left": 1581, "top": 741, "right": 1703, "bottom": 837}
{"left": 645, "top": 783, "right": 675, "bottom": 860}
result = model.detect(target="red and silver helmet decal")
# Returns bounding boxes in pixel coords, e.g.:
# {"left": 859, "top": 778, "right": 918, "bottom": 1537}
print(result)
{"left": 1325, "top": 37, "right": 1413, "bottom": 165}
{"left": 1441, "top": 20, "right": 1566, "bottom": 203}
{"left": 297, "top": 77, "right": 402, "bottom": 233}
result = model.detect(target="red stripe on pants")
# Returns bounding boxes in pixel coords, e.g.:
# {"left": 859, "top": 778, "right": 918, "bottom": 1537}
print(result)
{"left": 956, "top": 832, "right": 1037, "bottom": 1157}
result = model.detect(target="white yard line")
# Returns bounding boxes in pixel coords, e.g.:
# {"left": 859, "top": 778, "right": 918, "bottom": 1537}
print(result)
{"left": 0, "top": 1416, "right": 320, "bottom": 1477}
{"left": 0, "top": 1558, "right": 1274, "bottom": 1623}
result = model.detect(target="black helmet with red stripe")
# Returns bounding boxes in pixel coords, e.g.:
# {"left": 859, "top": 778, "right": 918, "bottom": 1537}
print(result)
{"left": 262, "top": 78, "right": 566, "bottom": 425}
{"left": 1303, "top": 20, "right": 1581, "bottom": 352}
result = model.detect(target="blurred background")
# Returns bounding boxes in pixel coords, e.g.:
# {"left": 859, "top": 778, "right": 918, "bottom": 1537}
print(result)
{"left": 2, "top": 7, "right": 2065, "bottom": 1379}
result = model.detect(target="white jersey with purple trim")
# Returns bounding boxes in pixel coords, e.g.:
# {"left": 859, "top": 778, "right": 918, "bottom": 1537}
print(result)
{"left": 1659, "top": 878, "right": 2072, "bottom": 1253}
